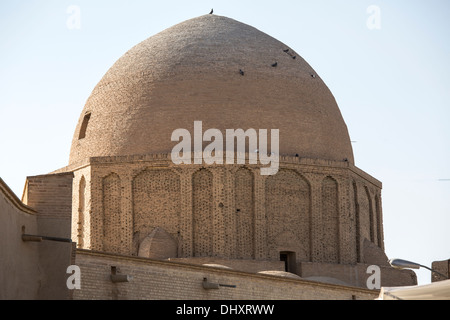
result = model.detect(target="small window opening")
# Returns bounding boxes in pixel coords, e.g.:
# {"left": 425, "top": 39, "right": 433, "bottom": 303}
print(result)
{"left": 78, "top": 113, "right": 91, "bottom": 140}
{"left": 280, "top": 251, "right": 297, "bottom": 273}
{"left": 280, "top": 253, "right": 288, "bottom": 271}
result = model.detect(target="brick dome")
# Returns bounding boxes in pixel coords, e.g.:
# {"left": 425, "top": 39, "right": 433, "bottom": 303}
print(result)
{"left": 69, "top": 14, "right": 354, "bottom": 165}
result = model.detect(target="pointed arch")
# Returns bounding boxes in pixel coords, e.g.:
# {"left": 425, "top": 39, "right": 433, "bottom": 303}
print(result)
{"left": 265, "top": 169, "right": 311, "bottom": 261}
{"left": 138, "top": 227, "right": 178, "bottom": 259}
{"left": 132, "top": 169, "right": 181, "bottom": 254}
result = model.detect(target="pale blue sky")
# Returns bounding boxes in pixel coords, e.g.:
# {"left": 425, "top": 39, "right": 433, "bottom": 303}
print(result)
{"left": 0, "top": 1, "right": 449, "bottom": 286}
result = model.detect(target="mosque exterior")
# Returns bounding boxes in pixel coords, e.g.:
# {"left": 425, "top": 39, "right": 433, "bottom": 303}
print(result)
{"left": 0, "top": 14, "right": 418, "bottom": 300}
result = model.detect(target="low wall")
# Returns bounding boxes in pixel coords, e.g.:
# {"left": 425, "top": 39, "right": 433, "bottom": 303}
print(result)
{"left": 73, "top": 250, "right": 379, "bottom": 300}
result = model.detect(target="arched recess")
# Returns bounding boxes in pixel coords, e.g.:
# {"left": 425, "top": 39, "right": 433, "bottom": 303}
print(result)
{"left": 375, "top": 194, "right": 383, "bottom": 248}
{"left": 234, "top": 167, "right": 255, "bottom": 259}
{"left": 138, "top": 227, "right": 178, "bottom": 260}
{"left": 358, "top": 185, "right": 372, "bottom": 247}
{"left": 265, "top": 169, "right": 311, "bottom": 261}
{"left": 364, "top": 186, "right": 375, "bottom": 244}
{"left": 77, "top": 176, "right": 86, "bottom": 248}
{"left": 102, "top": 173, "right": 122, "bottom": 253}
{"left": 352, "top": 181, "right": 362, "bottom": 263}
{"left": 132, "top": 169, "right": 180, "bottom": 254}
{"left": 192, "top": 169, "right": 213, "bottom": 257}
{"left": 321, "top": 176, "right": 339, "bottom": 263}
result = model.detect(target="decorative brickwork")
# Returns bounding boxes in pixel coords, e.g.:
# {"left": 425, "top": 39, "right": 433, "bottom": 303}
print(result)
{"left": 375, "top": 194, "right": 383, "bottom": 248}
{"left": 193, "top": 169, "right": 213, "bottom": 257}
{"left": 66, "top": 154, "right": 386, "bottom": 275}
{"left": 132, "top": 169, "right": 180, "bottom": 255}
{"left": 321, "top": 176, "right": 339, "bottom": 263}
{"left": 71, "top": 167, "right": 91, "bottom": 250}
{"left": 58, "top": 14, "right": 411, "bottom": 291}
{"left": 234, "top": 167, "right": 255, "bottom": 259}
{"left": 1, "top": 14, "right": 421, "bottom": 299}
{"left": 77, "top": 176, "right": 86, "bottom": 248}
{"left": 102, "top": 173, "right": 122, "bottom": 253}
{"left": 357, "top": 184, "right": 372, "bottom": 252}
{"left": 265, "top": 169, "right": 311, "bottom": 261}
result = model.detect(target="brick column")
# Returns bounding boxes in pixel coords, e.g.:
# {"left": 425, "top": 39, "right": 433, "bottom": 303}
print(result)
{"left": 375, "top": 191, "right": 385, "bottom": 251}
{"left": 179, "top": 169, "right": 194, "bottom": 257}
{"left": 353, "top": 180, "right": 364, "bottom": 263}
{"left": 210, "top": 167, "right": 226, "bottom": 257}
{"left": 253, "top": 168, "right": 267, "bottom": 260}
{"left": 337, "top": 177, "right": 356, "bottom": 264}
{"left": 90, "top": 170, "right": 102, "bottom": 251}
{"left": 120, "top": 173, "right": 133, "bottom": 255}
{"left": 305, "top": 173, "right": 323, "bottom": 263}
{"left": 223, "top": 166, "right": 237, "bottom": 259}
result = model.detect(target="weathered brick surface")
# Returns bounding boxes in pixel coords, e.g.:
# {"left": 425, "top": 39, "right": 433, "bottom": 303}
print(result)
{"left": 60, "top": 14, "right": 416, "bottom": 293}
{"left": 0, "top": 14, "right": 424, "bottom": 300}
{"left": 73, "top": 250, "right": 379, "bottom": 300}
{"left": 24, "top": 172, "right": 73, "bottom": 219}
{"left": 71, "top": 167, "right": 91, "bottom": 249}
{"left": 431, "top": 260, "right": 449, "bottom": 282}
{"left": 67, "top": 154, "right": 390, "bottom": 281}
{"left": 265, "top": 169, "right": 310, "bottom": 261}
{"left": 69, "top": 15, "right": 354, "bottom": 167}
{"left": 234, "top": 168, "right": 254, "bottom": 259}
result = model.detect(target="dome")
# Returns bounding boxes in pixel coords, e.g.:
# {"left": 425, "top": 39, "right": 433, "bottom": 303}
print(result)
{"left": 69, "top": 14, "right": 354, "bottom": 165}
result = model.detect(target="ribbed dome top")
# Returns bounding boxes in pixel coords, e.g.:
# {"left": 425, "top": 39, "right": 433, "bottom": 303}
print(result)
{"left": 69, "top": 14, "right": 354, "bottom": 165}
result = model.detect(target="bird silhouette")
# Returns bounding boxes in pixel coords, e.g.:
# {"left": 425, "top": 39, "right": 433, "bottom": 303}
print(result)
{"left": 283, "top": 49, "right": 289, "bottom": 53}
{"left": 239, "top": 69, "right": 245, "bottom": 76}
{"left": 210, "top": 9, "right": 213, "bottom": 14}
{"left": 271, "top": 62, "right": 278, "bottom": 67}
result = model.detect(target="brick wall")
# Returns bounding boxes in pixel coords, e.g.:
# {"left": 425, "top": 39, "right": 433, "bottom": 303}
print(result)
{"left": 431, "top": 260, "right": 450, "bottom": 282}
{"left": 24, "top": 172, "right": 73, "bottom": 220}
{"left": 71, "top": 166, "right": 91, "bottom": 250}
{"left": 71, "top": 154, "right": 386, "bottom": 272}
{"left": 22, "top": 172, "right": 75, "bottom": 299}
{"left": 73, "top": 250, "right": 379, "bottom": 300}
